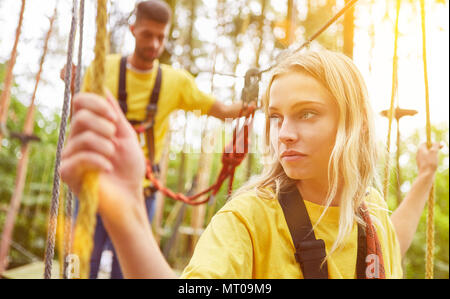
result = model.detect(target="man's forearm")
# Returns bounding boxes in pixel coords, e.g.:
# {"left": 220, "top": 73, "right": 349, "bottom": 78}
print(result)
{"left": 208, "top": 101, "right": 250, "bottom": 120}
{"left": 390, "top": 171, "right": 435, "bottom": 257}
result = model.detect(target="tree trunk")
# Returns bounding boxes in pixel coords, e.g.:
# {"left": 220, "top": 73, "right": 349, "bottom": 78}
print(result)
{"left": 0, "top": 0, "right": 26, "bottom": 144}
{"left": 245, "top": 0, "right": 267, "bottom": 180}
{"left": 343, "top": 0, "right": 355, "bottom": 58}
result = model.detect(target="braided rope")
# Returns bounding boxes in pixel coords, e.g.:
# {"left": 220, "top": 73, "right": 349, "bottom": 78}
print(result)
{"left": 44, "top": 0, "right": 78, "bottom": 279}
{"left": 72, "top": 0, "right": 107, "bottom": 279}
{"left": 63, "top": 0, "right": 85, "bottom": 279}
{"left": 74, "top": 0, "right": 85, "bottom": 94}
{"left": 382, "top": 0, "right": 401, "bottom": 202}
{"left": 420, "top": 0, "right": 435, "bottom": 279}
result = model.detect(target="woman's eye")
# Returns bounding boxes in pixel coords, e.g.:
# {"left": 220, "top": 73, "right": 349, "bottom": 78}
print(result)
{"left": 300, "top": 111, "right": 316, "bottom": 120}
{"left": 269, "top": 114, "right": 282, "bottom": 125}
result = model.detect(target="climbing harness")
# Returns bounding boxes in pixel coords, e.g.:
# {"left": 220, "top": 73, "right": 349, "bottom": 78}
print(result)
{"left": 118, "top": 55, "right": 162, "bottom": 171}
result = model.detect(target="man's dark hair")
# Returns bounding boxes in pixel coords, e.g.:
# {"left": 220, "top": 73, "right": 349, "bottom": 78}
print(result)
{"left": 135, "top": 0, "right": 172, "bottom": 24}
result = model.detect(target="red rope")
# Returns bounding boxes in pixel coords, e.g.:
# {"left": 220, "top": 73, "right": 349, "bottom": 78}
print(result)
{"left": 143, "top": 106, "right": 255, "bottom": 205}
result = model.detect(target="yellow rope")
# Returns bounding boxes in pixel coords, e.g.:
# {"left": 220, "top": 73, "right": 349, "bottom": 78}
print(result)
{"left": 420, "top": 0, "right": 435, "bottom": 279}
{"left": 382, "top": 0, "right": 401, "bottom": 201}
{"left": 72, "top": 0, "right": 107, "bottom": 279}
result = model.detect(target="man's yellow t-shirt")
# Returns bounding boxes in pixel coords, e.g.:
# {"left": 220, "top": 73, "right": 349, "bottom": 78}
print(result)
{"left": 181, "top": 188, "right": 403, "bottom": 279}
{"left": 82, "top": 54, "right": 216, "bottom": 164}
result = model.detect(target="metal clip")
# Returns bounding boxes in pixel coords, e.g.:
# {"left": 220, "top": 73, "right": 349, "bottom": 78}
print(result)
{"left": 241, "top": 68, "right": 261, "bottom": 104}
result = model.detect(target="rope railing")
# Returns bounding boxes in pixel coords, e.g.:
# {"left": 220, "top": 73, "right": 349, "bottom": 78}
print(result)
{"left": 382, "top": 0, "right": 401, "bottom": 202}
{"left": 420, "top": 0, "right": 435, "bottom": 279}
{"left": 44, "top": 0, "right": 79, "bottom": 279}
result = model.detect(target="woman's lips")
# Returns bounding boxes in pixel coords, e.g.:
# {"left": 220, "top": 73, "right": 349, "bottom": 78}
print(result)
{"left": 280, "top": 150, "right": 307, "bottom": 162}
{"left": 282, "top": 155, "right": 306, "bottom": 162}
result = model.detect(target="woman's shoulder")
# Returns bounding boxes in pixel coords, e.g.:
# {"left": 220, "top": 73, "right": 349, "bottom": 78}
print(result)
{"left": 365, "top": 187, "right": 390, "bottom": 212}
{"left": 217, "top": 188, "right": 279, "bottom": 222}
{"left": 364, "top": 187, "right": 394, "bottom": 234}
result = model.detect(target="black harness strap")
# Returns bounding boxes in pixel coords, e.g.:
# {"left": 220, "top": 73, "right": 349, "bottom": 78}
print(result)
{"left": 145, "top": 66, "right": 162, "bottom": 165}
{"left": 118, "top": 56, "right": 128, "bottom": 114}
{"left": 279, "top": 187, "right": 368, "bottom": 279}
{"left": 279, "top": 187, "right": 328, "bottom": 279}
{"left": 118, "top": 55, "right": 162, "bottom": 166}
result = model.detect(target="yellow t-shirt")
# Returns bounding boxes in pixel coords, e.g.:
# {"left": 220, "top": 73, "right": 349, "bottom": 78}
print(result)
{"left": 181, "top": 188, "right": 403, "bottom": 279}
{"left": 82, "top": 54, "right": 216, "bottom": 164}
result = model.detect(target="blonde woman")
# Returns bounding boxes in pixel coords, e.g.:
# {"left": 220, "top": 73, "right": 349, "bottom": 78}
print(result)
{"left": 61, "top": 50, "right": 441, "bottom": 279}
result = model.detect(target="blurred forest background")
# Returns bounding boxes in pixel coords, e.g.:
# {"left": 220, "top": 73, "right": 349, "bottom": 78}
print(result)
{"left": 0, "top": 0, "right": 448, "bottom": 278}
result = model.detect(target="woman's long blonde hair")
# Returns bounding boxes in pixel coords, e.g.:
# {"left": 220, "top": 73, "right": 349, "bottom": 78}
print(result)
{"left": 233, "top": 49, "right": 380, "bottom": 257}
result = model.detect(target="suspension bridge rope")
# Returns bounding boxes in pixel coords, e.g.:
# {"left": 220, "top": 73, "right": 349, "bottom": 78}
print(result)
{"left": 382, "top": 0, "right": 401, "bottom": 202}
{"left": 62, "top": 0, "right": 86, "bottom": 279}
{"left": 44, "top": 0, "right": 79, "bottom": 279}
{"left": 420, "top": 0, "right": 435, "bottom": 279}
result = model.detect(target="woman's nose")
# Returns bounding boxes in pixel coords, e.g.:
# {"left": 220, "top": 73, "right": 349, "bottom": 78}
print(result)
{"left": 278, "top": 119, "right": 298, "bottom": 144}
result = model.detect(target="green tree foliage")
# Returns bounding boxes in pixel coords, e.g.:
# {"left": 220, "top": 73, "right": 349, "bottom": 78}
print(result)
{"left": 0, "top": 62, "right": 61, "bottom": 268}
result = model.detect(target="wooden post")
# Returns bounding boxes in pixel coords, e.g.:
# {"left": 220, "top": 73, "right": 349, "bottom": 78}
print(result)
{"left": 188, "top": 0, "right": 226, "bottom": 254}
{"left": 287, "top": 0, "right": 296, "bottom": 45}
{"left": 188, "top": 134, "right": 213, "bottom": 255}
{"left": 230, "top": 1, "right": 250, "bottom": 102}
{"left": 153, "top": 130, "right": 172, "bottom": 244}
{"left": 245, "top": 0, "right": 267, "bottom": 180}
{"left": 0, "top": 6, "right": 55, "bottom": 275}
{"left": 0, "top": 0, "right": 26, "bottom": 144}
{"left": 343, "top": 0, "right": 355, "bottom": 58}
